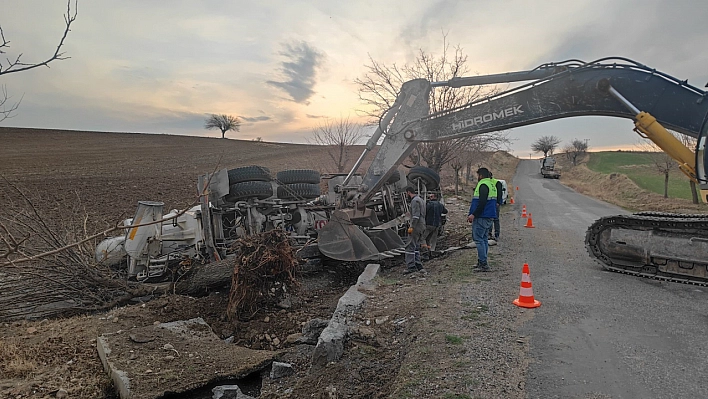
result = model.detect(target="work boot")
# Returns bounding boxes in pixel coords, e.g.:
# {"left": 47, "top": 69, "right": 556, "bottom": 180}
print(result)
{"left": 473, "top": 261, "right": 489, "bottom": 271}
{"left": 403, "top": 268, "right": 417, "bottom": 275}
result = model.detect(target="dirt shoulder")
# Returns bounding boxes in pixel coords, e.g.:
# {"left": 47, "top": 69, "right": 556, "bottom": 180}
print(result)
{"left": 557, "top": 154, "right": 707, "bottom": 214}
{"left": 254, "top": 200, "right": 527, "bottom": 399}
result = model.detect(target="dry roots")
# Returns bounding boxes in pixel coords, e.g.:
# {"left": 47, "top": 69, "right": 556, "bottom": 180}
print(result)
{"left": 226, "top": 230, "right": 299, "bottom": 321}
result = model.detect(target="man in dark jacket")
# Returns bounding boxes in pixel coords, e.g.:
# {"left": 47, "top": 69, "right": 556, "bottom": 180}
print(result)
{"left": 423, "top": 192, "right": 448, "bottom": 257}
{"left": 467, "top": 168, "right": 497, "bottom": 271}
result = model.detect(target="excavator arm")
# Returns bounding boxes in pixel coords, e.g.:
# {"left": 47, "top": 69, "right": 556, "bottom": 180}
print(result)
{"left": 319, "top": 58, "right": 708, "bottom": 268}
{"left": 355, "top": 58, "right": 708, "bottom": 207}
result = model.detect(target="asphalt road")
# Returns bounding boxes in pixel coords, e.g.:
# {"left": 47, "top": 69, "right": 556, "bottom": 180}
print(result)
{"left": 509, "top": 159, "right": 708, "bottom": 399}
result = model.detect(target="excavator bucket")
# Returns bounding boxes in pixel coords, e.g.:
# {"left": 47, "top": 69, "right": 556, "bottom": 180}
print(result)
{"left": 317, "top": 210, "right": 381, "bottom": 261}
{"left": 365, "top": 228, "right": 405, "bottom": 253}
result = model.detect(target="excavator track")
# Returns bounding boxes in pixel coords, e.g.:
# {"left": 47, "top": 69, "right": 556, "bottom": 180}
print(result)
{"left": 585, "top": 212, "right": 708, "bottom": 286}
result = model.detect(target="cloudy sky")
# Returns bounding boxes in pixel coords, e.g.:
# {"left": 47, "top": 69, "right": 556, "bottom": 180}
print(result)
{"left": 1, "top": 0, "right": 707, "bottom": 156}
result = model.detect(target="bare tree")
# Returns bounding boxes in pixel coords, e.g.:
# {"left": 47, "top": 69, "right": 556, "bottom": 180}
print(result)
{"left": 450, "top": 156, "right": 463, "bottom": 195}
{"left": 462, "top": 135, "right": 509, "bottom": 182}
{"left": 355, "top": 33, "right": 508, "bottom": 172}
{"left": 531, "top": 135, "right": 562, "bottom": 157}
{"left": 0, "top": 1, "right": 77, "bottom": 122}
{"left": 309, "top": 117, "right": 366, "bottom": 173}
{"left": 564, "top": 139, "right": 589, "bottom": 166}
{"left": 205, "top": 114, "right": 241, "bottom": 139}
{"left": 636, "top": 139, "right": 679, "bottom": 199}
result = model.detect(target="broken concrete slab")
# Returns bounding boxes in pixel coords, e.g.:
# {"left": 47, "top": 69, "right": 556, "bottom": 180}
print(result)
{"left": 270, "top": 361, "right": 294, "bottom": 379}
{"left": 298, "top": 318, "right": 329, "bottom": 345}
{"left": 310, "top": 263, "right": 379, "bottom": 369}
{"left": 212, "top": 384, "right": 256, "bottom": 399}
{"left": 96, "top": 317, "right": 275, "bottom": 399}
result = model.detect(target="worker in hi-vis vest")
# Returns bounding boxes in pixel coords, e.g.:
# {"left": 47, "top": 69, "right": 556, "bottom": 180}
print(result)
{"left": 466, "top": 167, "right": 497, "bottom": 272}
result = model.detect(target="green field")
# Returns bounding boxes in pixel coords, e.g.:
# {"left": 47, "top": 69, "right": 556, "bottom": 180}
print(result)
{"left": 587, "top": 151, "right": 695, "bottom": 200}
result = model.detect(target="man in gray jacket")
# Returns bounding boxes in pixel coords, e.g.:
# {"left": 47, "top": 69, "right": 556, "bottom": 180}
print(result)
{"left": 404, "top": 186, "right": 426, "bottom": 274}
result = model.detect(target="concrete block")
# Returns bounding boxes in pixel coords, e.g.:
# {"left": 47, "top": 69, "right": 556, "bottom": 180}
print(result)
{"left": 97, "top": 317, "right": 275, "bottom": 398}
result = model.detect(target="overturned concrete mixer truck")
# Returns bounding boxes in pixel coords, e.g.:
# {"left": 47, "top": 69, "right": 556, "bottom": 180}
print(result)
{"left": 95, "top": 164, "right": 442, "bottom": 281}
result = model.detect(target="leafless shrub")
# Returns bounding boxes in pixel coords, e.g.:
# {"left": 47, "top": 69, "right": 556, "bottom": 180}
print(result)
{"left": 0, "top": 182, "right": 129, "bottom": 320}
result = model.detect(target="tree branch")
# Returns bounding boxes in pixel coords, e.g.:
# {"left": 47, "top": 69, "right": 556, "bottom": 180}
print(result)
{"left": 0, "top": 1, "right": 77, "bottom": 76}
{"left": 0, "top": 85, "right": 22, "bottom": 122}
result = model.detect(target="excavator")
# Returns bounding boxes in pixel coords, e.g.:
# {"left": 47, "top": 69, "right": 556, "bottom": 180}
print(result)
{"left": 319, "top": 57, "right": 708, "bottom": 285}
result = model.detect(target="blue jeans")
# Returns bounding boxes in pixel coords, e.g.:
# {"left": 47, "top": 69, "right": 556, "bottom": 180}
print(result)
{"left": 472, "top": 217, "right": 494, "bottom": 265}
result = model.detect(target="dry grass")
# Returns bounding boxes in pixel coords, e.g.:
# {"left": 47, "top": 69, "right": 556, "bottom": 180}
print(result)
{"left": 0, "top": 339, "right": 38, "bottom": 378}
{"left": 559, "top": 155, "right": 708, "bottom": 214}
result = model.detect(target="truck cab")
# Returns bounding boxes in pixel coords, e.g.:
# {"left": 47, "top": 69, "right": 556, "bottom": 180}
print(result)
{"left": 541, "top": 156, "right": 561, "bottom": 179}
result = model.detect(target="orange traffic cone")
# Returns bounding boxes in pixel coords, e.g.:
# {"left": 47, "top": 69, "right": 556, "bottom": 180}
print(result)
{"left": 521, "top": 205, "right": 527, "bottom": 218}
{"left": 516, "top": 186, "right": 519, "bottom": 191}
{"left": 510, "top": 197, "right": 515, "bottom": 204}
{"left": 513, "top": 263, "right": 541, "bottom": 308}
{"left": 524, "top": 212, "right": 535, "bottom": 228}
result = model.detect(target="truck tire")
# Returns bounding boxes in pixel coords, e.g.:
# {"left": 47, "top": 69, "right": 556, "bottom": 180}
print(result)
{"left": 276, "top": 169, "right": 320, "bottom": 184}
{"left": 227, "top": 165, "right": 272, "bottom": 185}
{"left": 385, "top": 171, "right": 401, "bottom": 184}
{"left": 224, "top": 181, "right": 274, "bottom": 202}
{"left": 277, "top": 183, "right": 321, "bottom": 200}
{"left": 407, "top": 166, "right": 440, "bottom": 189}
